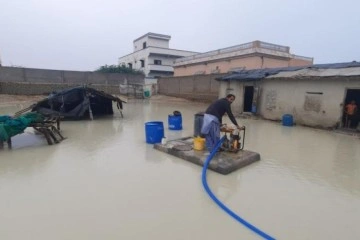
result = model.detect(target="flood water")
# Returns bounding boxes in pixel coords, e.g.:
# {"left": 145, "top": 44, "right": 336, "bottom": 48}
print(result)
{"left": 0, "top": 98, "right": 360, "bottom": 240}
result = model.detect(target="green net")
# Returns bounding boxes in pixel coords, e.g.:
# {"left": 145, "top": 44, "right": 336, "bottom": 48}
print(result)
{"left": 0, "top": 112, "right": 45, "bottom": 141}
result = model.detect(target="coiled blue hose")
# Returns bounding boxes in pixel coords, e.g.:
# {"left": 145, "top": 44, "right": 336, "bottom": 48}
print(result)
{"left": 201, "top": 136, "right": 276, "bottom": 240}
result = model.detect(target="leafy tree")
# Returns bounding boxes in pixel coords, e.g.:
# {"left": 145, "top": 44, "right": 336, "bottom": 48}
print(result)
{"left": 95, "top": 65, "right": 144, "bottom": 75}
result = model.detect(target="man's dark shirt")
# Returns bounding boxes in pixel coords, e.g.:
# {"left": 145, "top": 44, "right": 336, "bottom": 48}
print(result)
{"left": 205, "top": 98, "right": 238, "bottom": 125}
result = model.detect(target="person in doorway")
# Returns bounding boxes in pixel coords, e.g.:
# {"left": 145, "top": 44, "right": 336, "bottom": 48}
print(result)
{"left": 345, "top": 100, "right": 358, "bottom": 128}
{"left": 201, "top": 94, "right": 244, "bottom": 152}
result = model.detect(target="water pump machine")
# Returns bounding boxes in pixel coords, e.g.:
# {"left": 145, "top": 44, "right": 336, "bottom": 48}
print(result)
{"left": 220, "top": 125, "right": 246, "bottom": 153}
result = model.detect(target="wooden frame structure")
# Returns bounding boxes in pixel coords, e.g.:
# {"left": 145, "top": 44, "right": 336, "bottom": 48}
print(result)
{"left": 30, "top": 115, "right": 65, "bottom": 145}
{"left": 1, "top": 110, "right": 65, "bottom": 149}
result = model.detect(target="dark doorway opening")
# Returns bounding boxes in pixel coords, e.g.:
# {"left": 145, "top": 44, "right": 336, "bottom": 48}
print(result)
{"left": 342, "top": 89, "right": 360, "bottom": 129}
{"left": 243, "top": 86, "right": 254, "bottom": 112}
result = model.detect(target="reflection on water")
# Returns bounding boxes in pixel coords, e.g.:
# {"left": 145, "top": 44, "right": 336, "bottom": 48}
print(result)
{"left": 0, "top": 99, "right": 360, "bottom": 240}
{"left": 0, "top": 104, "right": 24, "bottom": 115}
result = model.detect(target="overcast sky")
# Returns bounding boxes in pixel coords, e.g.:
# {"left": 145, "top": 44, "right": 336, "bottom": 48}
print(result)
{"left": 0, "top": 0, "right": 359, "bottom": 71}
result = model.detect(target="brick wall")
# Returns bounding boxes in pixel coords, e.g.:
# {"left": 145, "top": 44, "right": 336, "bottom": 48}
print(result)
{"left": 0, "top": 82, "right": 121, "bottom": 95}
{"left": 158, "top": 73, "right": 225, "bottom": 102}
{"left": 0, "top": 66, "right": 144, "bottom": 95}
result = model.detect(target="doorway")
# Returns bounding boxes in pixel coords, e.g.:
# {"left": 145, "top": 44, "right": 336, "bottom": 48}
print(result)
{"left": 342, "top": 89, "right": 360, "bottom": 128}
{"left": 243, "top": 86, "right": 254, "bottom": 112}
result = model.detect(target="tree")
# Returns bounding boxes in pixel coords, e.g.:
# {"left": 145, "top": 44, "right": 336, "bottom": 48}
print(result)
{"left": 95, "top": 65, "right": 144, "bottom": 75}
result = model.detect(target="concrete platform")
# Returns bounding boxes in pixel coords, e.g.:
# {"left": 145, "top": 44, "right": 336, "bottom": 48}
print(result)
{"left": 154, "top": 137, "right": 260, "bottom": 175}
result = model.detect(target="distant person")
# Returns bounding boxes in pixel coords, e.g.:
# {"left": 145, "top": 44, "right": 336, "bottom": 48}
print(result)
{"left": 345, "top": 100, "right": 358, "bottom": 128}
{"left": 201, "top": 94, "right": 244, "bottom": 152}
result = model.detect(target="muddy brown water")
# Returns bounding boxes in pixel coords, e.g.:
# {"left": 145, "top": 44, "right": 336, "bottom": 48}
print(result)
{"left": 0, "top": 97, "right": 359, "bottom": 240}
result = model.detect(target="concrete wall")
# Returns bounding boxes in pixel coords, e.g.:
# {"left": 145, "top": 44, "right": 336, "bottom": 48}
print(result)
{"left": 147, "top": 37, "right": 169, "bottom": 49}
{"left": 148, "top": 55, "right": 175, "bottom": 67}
{"left": 119, "top": 47, "right": 198, "bottom": 77}
{"left": 0, "top": 66, "right": 144, "bottom": 95}
{"left": 258, "top": 77, "right": 360, "bottom": 128}
{"left": 0, "top": 82, "right": 122, "bottom": 95}
{"left": 289, "top": 57, "right": 313, "bottom": 67}
{"left": 174, "top": 55, "right": 312, "bottom": 76}
{"left": 133, "top": 33, "right": 170, "bottom": 51}
{"left": 158, "top": 74, "right": 225, "bottom": 102}
{"left": 119, "top": 50, "right": 147, "bottom": 73}
{"left": 219, "top": 76, "right": 360, "bottom": 128}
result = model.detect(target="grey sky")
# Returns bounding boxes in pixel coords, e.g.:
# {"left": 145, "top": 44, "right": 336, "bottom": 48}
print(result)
{"left": 0, "top": 0, "right": 359, "bottom": 71}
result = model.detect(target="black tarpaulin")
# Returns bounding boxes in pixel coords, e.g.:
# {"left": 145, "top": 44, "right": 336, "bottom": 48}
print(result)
{"left": 32, "top": 86, "right": 126, "bottom": 119}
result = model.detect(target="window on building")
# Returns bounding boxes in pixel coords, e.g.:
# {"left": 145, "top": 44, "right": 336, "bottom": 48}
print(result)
{"left": 143, "top": 42, "right": 147, "bottom": 49}
{"left": 304, "top": 93, "right": 322, "bottom": 113}
{"left": 128, "top": 63, "right": 132, "bottom": 69}
{"left": 154, "top": 60, "right": 162, "bottom": 65}
{"left": 140, "top": 60, "right": 145, "bottom": 68}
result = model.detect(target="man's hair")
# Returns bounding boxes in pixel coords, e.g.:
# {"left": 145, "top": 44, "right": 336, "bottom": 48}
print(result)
{"left": 226, "top": 94, "right": 235, "bottom": 99}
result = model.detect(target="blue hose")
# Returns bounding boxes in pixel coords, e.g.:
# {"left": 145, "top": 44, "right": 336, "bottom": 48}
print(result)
{"left": 201, "top": 136, "right": 276, "bottom": 240}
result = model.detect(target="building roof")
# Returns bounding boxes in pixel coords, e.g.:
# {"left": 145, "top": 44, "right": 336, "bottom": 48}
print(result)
{"left": 133, "top": 32, "right": 171, "bottom": 42}
{"left": 218, "top": 62, "right": 360, "bottom": 82}
{"left": 174, "top": 40, "right": 313, "bottom": 67}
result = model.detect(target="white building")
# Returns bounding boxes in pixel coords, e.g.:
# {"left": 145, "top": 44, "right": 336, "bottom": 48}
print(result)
{"left": 118, "top": 33, "right": 198, "bottom": 79}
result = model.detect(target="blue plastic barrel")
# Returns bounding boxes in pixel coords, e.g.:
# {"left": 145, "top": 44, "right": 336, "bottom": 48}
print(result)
{"left": 251, "top": 105, "right": 257, "bottom": 113}
{"left": 168, "top": 115, "right": 182, "bottom": 130}
{"left": 282, "top": 114, "right": 294, "bottom": 126}
{"left": 145, "top": 121, "right": 164, "bottom": 143}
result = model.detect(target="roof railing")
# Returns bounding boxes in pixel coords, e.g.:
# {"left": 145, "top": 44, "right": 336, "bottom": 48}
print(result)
{"left": 292, "top": 55, "right": 314, "bottom": 62}
{"left": 175, "top": 41, "right": 291, "bottom": 64}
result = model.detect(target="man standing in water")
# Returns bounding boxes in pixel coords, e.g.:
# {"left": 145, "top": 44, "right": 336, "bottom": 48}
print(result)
{"left": 201, "top": 94, "right": 243, "bottom": 152}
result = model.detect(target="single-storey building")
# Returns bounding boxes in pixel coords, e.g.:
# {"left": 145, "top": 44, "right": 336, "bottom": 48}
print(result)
{"left": 217, "top": 62, "right": 360, "bottom": 129}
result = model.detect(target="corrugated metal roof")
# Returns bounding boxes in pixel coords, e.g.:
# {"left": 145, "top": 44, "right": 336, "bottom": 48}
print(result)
{"left": 218, "top": 61, "right": 360, "bottom": 81}
{"left": 268, "top": 67, "right": 360, "bottom": 78}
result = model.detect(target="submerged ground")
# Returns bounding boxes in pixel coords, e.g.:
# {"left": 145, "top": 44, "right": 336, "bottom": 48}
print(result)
{"left": 0, "top": 94, "right": 359, "bottom": 240}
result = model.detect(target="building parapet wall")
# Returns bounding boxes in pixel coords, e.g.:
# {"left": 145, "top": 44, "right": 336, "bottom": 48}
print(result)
{"left": 292, "top": 54, "right": 314, "bottom": 62}
{"left": 133, "top": 32, "right": 171, "bottom": 43}
{"left": 257, "top": 41, "right": 289, "bottom": 53}
{"left": 174, "top": 40, "right": 312, "bottom": 66}
{"left": 146, "top": 47, "right": 198, "bottom": 57}
{"left": 0, "top": 66, "right": 144, "bottom": 85}
{"left": 118, "top": 47, "right": 198, "bottom": 63}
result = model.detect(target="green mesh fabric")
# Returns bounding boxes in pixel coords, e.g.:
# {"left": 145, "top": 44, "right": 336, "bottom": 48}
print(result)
{"left": 0, "top": 113, "right": 44, "bottom": 141}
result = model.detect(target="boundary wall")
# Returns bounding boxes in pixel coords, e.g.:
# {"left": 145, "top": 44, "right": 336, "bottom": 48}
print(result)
{"left": 158, "top": 73, "right": 225, "bottom": 102}
{"left": 0, "top": 66, "right": 144, "bottom": 95}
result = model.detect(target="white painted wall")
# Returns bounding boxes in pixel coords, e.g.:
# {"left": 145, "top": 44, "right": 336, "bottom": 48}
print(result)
{"left": 133, "top": 33, "right": 170, "bottom": 51}
{"left": 147, "top": 37, "right": 169, "bottom": 49}
{"left": 258, "top": 78, "right": 353, "bottom": 127}
{"left": 148, "top": 55, "right": 175, "bottom": 66}
{"left": 119, "top": 47, "right": 197, "bottom": 78}
{"left": 133, "top": 36, "right": 147, "bottom": 51}
{"left": 119, "top": 50, "right": 148, "bottom": 74}
{"left": 119, "top": 33, "right": 198, "bottom": 78}
{"left": 220, "top": 77, "right": 360, "bottom": 128}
